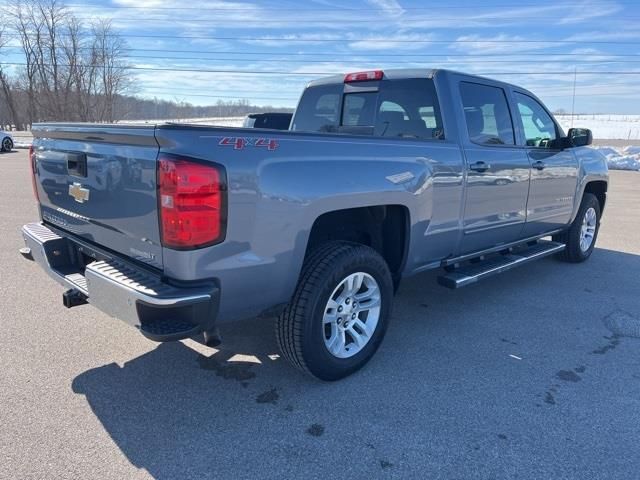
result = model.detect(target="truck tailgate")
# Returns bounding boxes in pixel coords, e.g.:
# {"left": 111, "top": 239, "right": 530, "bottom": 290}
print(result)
{"left": 32, "top": 124, "right": 163, "bottom": 269}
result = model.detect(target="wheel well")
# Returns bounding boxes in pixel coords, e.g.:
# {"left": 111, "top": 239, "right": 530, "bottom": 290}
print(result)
{"left": 305, "top": 205, "right": 409, "bottom": 279}
{"left": 584, "top": 180, "right": 607, "bottom": 212}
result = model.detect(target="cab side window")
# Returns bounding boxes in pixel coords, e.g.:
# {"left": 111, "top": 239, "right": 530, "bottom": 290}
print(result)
{"left": 374, "top": 79, "right": 444, "bottom": 140}
{"left": 514, "top": 92, "right": 558, "bottom": 148}
{"left": 460, "top": 82, "right": 515, "bottom": 146}
{"left": 291, "top": 84, "right": 342, "bottom": 133}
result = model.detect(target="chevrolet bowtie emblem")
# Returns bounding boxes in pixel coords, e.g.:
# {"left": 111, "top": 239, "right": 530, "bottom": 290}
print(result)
{"left": 69, "top": 182, "right": 90, "bottom": 203}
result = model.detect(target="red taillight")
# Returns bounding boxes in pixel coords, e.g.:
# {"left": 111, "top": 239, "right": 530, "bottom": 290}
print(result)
{"left": 157, "top": 155, "right": 226, "bottom": 249}
{"left": 344, "top": 70, "right": 384, "bottom": 83}
{"left": 29, "top": 145, "right": 39, "bottom": 201}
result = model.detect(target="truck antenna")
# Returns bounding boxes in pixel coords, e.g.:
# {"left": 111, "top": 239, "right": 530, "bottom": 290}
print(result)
{"left": 571, "top": 67, "right": 577, "bottom": 128}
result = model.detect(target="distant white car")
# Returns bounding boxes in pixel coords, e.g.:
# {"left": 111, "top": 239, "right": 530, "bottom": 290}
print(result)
{"left": 1, "top": 130, "right": 14, "bottom": 152}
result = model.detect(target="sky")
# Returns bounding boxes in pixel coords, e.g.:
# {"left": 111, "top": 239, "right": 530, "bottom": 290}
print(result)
{"left": 5, "top": 0, "right": 640, "bottom": 113}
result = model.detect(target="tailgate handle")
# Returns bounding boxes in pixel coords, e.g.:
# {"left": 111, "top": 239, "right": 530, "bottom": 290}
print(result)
{"left": 67, "top": 153, "right": 88, "bottom": 177}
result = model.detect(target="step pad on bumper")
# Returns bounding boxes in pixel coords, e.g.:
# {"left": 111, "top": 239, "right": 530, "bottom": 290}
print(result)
{"left": 87, "top": 260, "right": 195, "bottom": 299}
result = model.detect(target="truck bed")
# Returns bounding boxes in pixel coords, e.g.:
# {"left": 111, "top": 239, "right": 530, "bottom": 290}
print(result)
{"left": 32, "top": 122, "right": 465, "bottom": 322}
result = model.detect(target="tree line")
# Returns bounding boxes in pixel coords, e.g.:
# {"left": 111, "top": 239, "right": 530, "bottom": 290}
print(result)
{"left": 0, "top": 0, "right": 291, "bottom": 130}
{"left": 0, "top": 0, "right": 132, "bottom": 128}
{"left": 109, "top": 97, "right": 293, "bottom": 123}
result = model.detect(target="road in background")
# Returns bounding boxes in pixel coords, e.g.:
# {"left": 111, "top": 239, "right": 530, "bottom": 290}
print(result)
{"left": 0, "top": 149, "right": 639, "bottom": 479}
{"left": 592, "top": 138, "right": 640, "bottom": 147}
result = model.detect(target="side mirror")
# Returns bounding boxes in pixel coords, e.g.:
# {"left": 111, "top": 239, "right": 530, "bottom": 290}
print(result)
{"left": 568, "top": 128, "right": 593, "bottom": 147}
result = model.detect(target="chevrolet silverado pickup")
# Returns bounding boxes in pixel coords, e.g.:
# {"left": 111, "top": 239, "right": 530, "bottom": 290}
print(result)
{"left": 21, "top": 69, "right": 608, "bottom": 380}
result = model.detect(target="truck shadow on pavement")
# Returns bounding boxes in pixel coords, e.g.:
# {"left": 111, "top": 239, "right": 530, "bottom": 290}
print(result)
{"left": 71, "top": 248, "right": 640, "bottom": 479}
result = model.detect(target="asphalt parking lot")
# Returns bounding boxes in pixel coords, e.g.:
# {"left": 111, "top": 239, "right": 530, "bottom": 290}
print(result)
{"left": 1, "top": 148, "right": 639, "bottom": 480}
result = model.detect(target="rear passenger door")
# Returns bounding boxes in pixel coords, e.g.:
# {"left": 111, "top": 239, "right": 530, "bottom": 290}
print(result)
{"left": 457, "top": 80, "right": 532, "bottom": 254}
{"left": 512, "top": 91, "right": 579, "bottom": 236}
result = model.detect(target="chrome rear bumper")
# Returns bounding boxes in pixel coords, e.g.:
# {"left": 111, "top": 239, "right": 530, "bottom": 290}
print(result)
{"left": 21, "top": 222, "right": 219, "bottom": 341}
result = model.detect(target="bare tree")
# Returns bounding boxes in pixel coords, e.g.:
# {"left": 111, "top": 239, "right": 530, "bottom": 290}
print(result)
{"left": 0, "top": 8, "right": 23, "bottom": 128}
{"left": 90, "top": 19, "right": 130, "bottom": 122}
{"left": 29, "top": 0, "right": 82, "bottom": 120}
{"left": 5, "top": 0, "right": 131, "bottom": 124}
{"left": 10, "top": 0, "right": 46, "bottom": 124}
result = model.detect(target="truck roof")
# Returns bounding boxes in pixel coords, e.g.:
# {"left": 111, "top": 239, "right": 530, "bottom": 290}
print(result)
{"left": 307, "top": 68, "right": 520, "bottom": 91}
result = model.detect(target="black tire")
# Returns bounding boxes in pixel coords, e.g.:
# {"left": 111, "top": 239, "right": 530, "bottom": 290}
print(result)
{"left": 276, "top": 241, "right": 394, "bottom": 381}
{"left": 1, "top": 137, "right": 12, "bottom": 152}
{"left": 553, "top": 193, "right": 601, "bottom": 263}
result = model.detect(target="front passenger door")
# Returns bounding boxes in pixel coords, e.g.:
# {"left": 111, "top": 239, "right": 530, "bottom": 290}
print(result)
{"left": 513, "top": 92, "right": 579, "bottom": 237}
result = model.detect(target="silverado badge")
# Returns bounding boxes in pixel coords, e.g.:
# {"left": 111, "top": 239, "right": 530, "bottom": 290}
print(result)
{"left": 69, "top": 182, "right": 90, "bottom": 203}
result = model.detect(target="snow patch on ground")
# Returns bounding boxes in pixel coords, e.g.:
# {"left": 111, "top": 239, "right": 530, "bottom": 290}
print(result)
{"left": 556, "top": 114, "right": 640, "bottom": 140}
{"left": 623, "top": 146, "right": 640, "bottom": 155}
{"left": 593, "top": 146, "right": 640, "bottom": 171}
{"left": 119, "top": 117, "right": 246, "bottom": 127}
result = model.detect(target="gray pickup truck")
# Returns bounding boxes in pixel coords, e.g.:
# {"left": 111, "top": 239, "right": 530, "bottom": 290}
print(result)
{"left": 21, "top": 69, "right": 608, "bottom": 380}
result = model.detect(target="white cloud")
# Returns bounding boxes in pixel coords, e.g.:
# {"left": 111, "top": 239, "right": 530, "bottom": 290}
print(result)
{"left": 557, "top": 1, "right": 623, "bottom": 24}
{"left": 348, "top": 33, "right": 436, "bottom": 51}
{"left": 112, "top": 0, "right": 252, "bottom": 8}
{"left": 564, "top": 29, "right": 640, "bottom": 42}
{"left": 365, "top": 0, "right": 404, "bottom": 17}
{"left": 239, "top": 33, "right": 344, "bottom": 47}
{"left": 448, "top": 34, "right": 552, "bottom": 55}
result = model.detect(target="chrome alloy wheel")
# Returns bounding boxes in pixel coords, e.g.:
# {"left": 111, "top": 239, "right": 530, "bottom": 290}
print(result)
{"left": 322, "top": 272, "right": 381, "bottom": 359}
{"left": 580, "top": 207, "right": 597, "bottom": 252}
{"left": 2, "top": 137, "right": 12, "bottom": 152}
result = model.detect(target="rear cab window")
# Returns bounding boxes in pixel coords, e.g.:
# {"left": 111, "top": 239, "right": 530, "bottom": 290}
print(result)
{"left": 459, "top": 82, "right": 515, "bottom": 146}
{"left": 292, "top": 78, "right": 444, "bottom": 140}
{"left": 342, "top": 93, "right": 376, "bottom": 127}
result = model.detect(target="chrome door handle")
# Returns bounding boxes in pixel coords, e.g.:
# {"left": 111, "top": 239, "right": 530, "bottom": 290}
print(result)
{"left": 469, "top": 161, "right": 490, "bottom": 172}
{"left": 532, "top": 160, "right": 546, "bottom": 170}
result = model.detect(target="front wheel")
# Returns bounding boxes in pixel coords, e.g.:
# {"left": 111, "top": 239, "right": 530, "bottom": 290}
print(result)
{"left": 553, "top": 193, "right": 601, "bottom": 263}
{"left": 276, "top": 241, "right": 393, "bottom": 381}
{"left": 1, "top": 137, "right": 13, "bottom": 152}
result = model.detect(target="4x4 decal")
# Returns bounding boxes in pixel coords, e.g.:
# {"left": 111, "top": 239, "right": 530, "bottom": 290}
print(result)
{"left": 219, "top": 137, "right": 279, "bottom": 151}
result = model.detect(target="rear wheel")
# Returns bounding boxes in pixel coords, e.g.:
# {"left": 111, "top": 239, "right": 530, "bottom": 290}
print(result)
{"left": 276, "top": 241, "right": 393, "bottom": 381}
{"left": 1, "top": 137, "right": 12, "bottom": 152}
{"left": 553, "top": 193, "right": 601, "bottom": 263}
